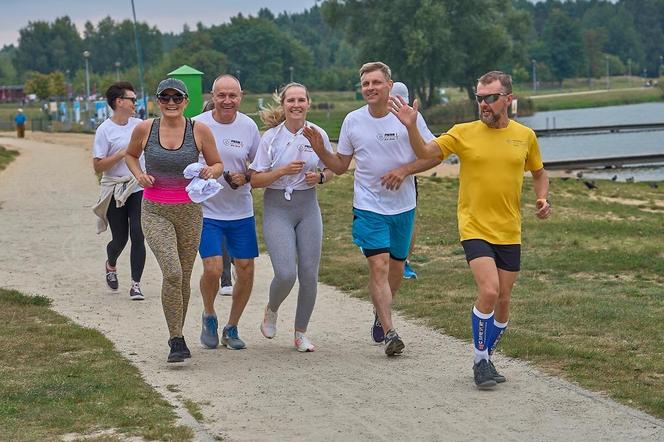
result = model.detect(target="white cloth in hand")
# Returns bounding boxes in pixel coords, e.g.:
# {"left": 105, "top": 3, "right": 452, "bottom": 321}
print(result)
{"left": 183, "top": 162, "right": 223, "bottom": 203}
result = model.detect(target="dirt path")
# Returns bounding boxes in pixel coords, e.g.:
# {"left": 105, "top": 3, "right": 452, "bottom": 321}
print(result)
{"left": 0, "top": 133, "right": 662, "bottom": 441}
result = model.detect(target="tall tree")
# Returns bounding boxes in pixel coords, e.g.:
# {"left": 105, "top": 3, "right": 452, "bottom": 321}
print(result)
{"left": 542, "top": 8, "right": 584, "bottom": 86}
{"left": 14, "top": 17, "right": 82, "bottom": 76}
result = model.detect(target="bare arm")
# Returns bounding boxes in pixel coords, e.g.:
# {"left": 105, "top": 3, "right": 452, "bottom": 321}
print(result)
{"left": 125, "top": 120, "right": 154, "bottom": 187}
{"left": 304, "top": 168, "right": 335, "bottom": 186}
{"left": 250, "top": 161, "right": 305, "bottom": 188}
{"left": 381, "top": 157, "right": 442, "bottom": 191}
{"left": 194, "top": 123, "right": 223, "bottom": 179}
{"left": 389, "top": 96, "right": 443, "bottom": 159}
{"left": 93, "top": 149, "right": 126, "bottom": 173}
{"left": 531, "top": 167, "right": 551, "bottom": 219}
{"left": 303, "top": 125, "right": 353, "bottom": 175}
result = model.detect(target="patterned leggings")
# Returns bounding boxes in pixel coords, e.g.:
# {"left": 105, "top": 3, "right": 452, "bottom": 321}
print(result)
{"left": 142, "top": 199, "right": 202, "bottom": 338}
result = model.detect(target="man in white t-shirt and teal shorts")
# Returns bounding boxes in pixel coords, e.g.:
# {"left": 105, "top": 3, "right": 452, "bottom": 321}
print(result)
{"left": 193, "top": 75, "right": 260, "bottom": 350}
{"left": 309, "top": 62, "right": 440, "bottom": 356}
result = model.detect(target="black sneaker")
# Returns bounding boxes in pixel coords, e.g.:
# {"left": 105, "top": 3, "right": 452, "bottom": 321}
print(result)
{"left": 182, "top": 336, "right": 191, "bottom": 359}
{"left": 384, "top": 329, "right": 405, "bottom": 356}
{"left": 167, "top": 337, "right": 187, "bottom": 363}
{"left": 371, "top": 311, "right": 384, "bottom": 343}
{"left": 105, "top": 261, "right": 118, "bottom": 291}
{"left": 488, "top": 360, "right": 506, "bottom": 383}
{"left": 473, "top": 359, "right": 498, "bottom": 389}
{"left": 129, "top": 281, "right": 144, "bottom": 301}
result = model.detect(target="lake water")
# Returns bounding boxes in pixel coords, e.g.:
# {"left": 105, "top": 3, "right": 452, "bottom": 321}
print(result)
{"left": 517, "top": 102, "right": 664, "bottom": 182}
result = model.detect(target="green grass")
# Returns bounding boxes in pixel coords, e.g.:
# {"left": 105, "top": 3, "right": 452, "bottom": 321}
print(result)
{"left": 253, "top": 174, "right": 664, "bottom": 418}
{"left": 0, "top": 145, "right": 19, "bottom": 171}
{"left": 529, "top": 87, "right": 662, "bottom": 111}
{"left": 0, "top": 289, "right": 193, "bottom": 441}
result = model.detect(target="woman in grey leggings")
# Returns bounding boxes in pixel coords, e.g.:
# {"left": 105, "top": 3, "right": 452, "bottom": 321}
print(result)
{"left": 250, "top": 83, "right": 334, "bottom": 352}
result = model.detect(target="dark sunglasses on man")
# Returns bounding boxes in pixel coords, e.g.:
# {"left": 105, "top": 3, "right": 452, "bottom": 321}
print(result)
{"left": 119, "top": 96, "right": 137, "bottom": 104}
{"left": 157, "top": 94, "right": 186, "bottom": 104}
{"left": 475, "top": 93, "right": 508, "bottom": 104}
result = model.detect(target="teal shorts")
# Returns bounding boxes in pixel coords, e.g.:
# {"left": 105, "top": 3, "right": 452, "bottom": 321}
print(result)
{"left": 352, "top": 208, "right": 415, "bottom": 261}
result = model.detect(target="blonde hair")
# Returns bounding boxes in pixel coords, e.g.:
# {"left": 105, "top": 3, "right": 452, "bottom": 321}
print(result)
{"left": 259, "top": 82, "right": 310, "bottom": 129}
{"left": 202, "top": 99, "right": 214, "bottom": 112}
{"left": 359, "top": 61, "right": 392, "bottom": 81}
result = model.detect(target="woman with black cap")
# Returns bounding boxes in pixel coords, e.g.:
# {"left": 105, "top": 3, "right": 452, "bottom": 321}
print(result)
{"left": 126, "top": 78, "right": 223, "bottom": 363}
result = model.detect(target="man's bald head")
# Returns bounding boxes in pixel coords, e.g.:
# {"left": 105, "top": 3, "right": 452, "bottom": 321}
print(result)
{"left": 212, "top": 74, "right": 242, "bottom": 93}
{"left": 211, "top": 74, "right": 243, "bottom": 124}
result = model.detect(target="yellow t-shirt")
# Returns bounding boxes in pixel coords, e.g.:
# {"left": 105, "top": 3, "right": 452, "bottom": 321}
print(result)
{"left": 434, "top": 120, "right": 543, "bottom": 244}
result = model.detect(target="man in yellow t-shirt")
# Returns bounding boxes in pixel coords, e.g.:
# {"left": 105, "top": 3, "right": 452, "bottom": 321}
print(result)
{"left": 389, "top": 71, "right": 551, "bottom": 389}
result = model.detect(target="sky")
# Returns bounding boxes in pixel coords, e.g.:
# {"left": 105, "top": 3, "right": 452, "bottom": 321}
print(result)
{"left": 0, "top": 0, "right": 319, "bottom": 47}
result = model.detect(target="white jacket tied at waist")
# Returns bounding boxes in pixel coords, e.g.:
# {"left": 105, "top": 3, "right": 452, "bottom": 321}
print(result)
{"left": 92, "top": 175, "right": 141, "bottom": 234}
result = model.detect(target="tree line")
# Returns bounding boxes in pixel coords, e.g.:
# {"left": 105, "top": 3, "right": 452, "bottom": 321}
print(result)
{"left": 2, "top": 0, "right": 663, "bottom": 107}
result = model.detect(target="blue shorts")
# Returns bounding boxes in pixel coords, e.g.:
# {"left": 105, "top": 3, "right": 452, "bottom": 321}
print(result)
{"left": 352, "top": 208, "right": 415, "bottom": 261}
{"left": 199, "top": 216, "right": 259, "bottom": 259}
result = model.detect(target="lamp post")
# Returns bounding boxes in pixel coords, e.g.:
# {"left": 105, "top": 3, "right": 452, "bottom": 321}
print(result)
{"left": 531, "top": 59, "right": 537, "bottom": 93}
{"left": 605, "top": 54, "right": 610, "bottom": 90}
{"left": 627, "top": 58, "right": 632, "bottom": 86}
{"left": 83, "top": 51, "right": 91, "bottom": 101}
{"left": 114, "top": 61, "right": 121, "bottom": 81}
{"left": 659, "top": 55, "right": 663, "bottom": 77}
{"left": 289, "top": 66, "right": 294, "bottom": 83}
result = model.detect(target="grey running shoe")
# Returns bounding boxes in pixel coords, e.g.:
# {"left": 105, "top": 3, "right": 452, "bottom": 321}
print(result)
{"left": 384, "top": 329, "right": 405, "bottom": 356}
{"left": 488, "top": 360, "right": 506, "bottom": 383}
{"left": 167, "top": 337, "right": 187, "bottom": 363}
{"left": 221, "top": 325, "right": 246, "bottom": 350}
{"left": 105, "top": 261, "right": 118, "bottom": 291}
{"left": 129, "top": 281, "right": 144, "bottom": 301}
{"left": 473, "top": 359, "right": 498, "bottom": 389}
{"left": 200, "top": 313, "right": 219, "bottom": 349}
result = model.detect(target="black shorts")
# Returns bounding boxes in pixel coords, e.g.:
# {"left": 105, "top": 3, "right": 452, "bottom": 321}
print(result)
{"left": 461, "top": 239, "right": 521, "bottom": 272}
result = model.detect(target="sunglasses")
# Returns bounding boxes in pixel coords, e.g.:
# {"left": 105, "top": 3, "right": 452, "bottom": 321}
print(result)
{"left": 475, "top": 93, "right": 508, "bottom": 104}
{"left": 157, "top": 94, "right": 186, "bottom": 104}
{"left": 119, "top": 96, "right": 137, "bottom": 104}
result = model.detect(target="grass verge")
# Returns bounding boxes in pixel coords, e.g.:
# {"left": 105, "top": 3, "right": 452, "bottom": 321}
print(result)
{"left": 0, "top": 145, "right": 19, "bottom": 171}
{"left": 529, "top": 88, "right": 662, "bottom": 111}
{"left": 0, "top": 288, "right": 193, "bottom": 441}
{"left": 254, "top": 173, "right": 664, "bottom": 418}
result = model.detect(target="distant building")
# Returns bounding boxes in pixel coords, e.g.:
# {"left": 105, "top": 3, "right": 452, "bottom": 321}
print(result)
{"left": 0, "top": 85, "right": 25, "bottom": 103}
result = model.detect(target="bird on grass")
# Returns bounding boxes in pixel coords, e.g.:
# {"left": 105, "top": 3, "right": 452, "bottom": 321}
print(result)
{"left": 430, "top": 171, "right": 437, "bottom": 177}
{"left": 648, "top": 182, "right": 658, "bottom": 189}
{"left": 611, "top": 175, "right": 618, "bottom": 181}
{"left": 583, "top": 180, "right": 598, "bottom": 190}
{"left": 626, "top": 177, "right": 635, "bottom": 183}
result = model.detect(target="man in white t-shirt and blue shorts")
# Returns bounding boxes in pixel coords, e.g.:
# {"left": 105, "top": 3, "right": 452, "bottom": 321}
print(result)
{"left": 309, "top": 62, "right": 440, "bottom": 356}
{"left": 192, "top": 75, "right": 260, "bottom": 350}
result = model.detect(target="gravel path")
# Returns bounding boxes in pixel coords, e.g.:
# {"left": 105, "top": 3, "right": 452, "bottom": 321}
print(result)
{"left": 0, "top": 133, "right": 662, "bottom": 441}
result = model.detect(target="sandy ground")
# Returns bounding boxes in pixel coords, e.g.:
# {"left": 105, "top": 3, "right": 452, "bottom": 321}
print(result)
{"left": 0, "top": 132, "right": 662, "bottom": 441}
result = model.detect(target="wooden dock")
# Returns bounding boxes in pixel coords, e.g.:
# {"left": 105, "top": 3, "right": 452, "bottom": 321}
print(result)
{"left": 535, "top": 122, "right": 664, "bottom": 137}
{"left": 543, "top": 153, "right": 664, "bottom": 170}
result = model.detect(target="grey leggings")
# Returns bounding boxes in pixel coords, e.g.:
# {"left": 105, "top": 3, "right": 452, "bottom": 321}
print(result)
{"left": 263, "top": 188, "right": 322, "bottom": 331}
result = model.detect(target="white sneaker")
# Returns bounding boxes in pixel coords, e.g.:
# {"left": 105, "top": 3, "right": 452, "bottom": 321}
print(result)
{"left": 219, "top": 285, "right": 233, "bottom": 296}
{"left": 260, "top": 306, "right": 278, "bottom": 338}
{"left": 294, "top": 332, "right": 315, "bottom": 352}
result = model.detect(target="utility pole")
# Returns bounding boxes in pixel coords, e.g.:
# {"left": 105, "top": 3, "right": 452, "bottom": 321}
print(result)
{"left": 531, "top": 59, "right": 537, "bottom": 93}
{"left": 131, "top": 0, "right": 147, "bottom": 118}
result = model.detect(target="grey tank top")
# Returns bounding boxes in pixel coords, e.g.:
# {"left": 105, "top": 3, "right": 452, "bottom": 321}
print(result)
{"left": 143, "top": 118, "right": 200, "bottom": 195}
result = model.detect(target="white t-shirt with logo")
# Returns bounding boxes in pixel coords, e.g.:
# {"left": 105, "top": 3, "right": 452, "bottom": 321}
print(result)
{"left": 92, "top": 117, "right": 144, "bottom": 193}
{"left": 250, "top": 121, "right": 332, "bottom": 191}
{"left": 192, "top": 110, "right": 260, "bottom": 220}
{"left": 337, "top": 106, "right": 434, "bottom": 215}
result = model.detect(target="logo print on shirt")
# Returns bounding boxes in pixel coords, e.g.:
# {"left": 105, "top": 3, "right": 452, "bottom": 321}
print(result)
{"left": 223, "top": 139, "right": 244, "bottom": 148}
{"left": 376, "top": 133, "right": 399, "bottom": 142}
{"left": 506, "top": 138, "right": 527, "bottom": 148}
{"left": 298, "top": 144, "right": 313, "bottom": 152}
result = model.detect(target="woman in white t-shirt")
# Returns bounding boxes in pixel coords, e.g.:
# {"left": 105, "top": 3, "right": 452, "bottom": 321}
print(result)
{"left": 250, "top": 83, "right": 334, "bottom": 352}
{"left": 92, "top": 82, "right": 145, "bottom": 300}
